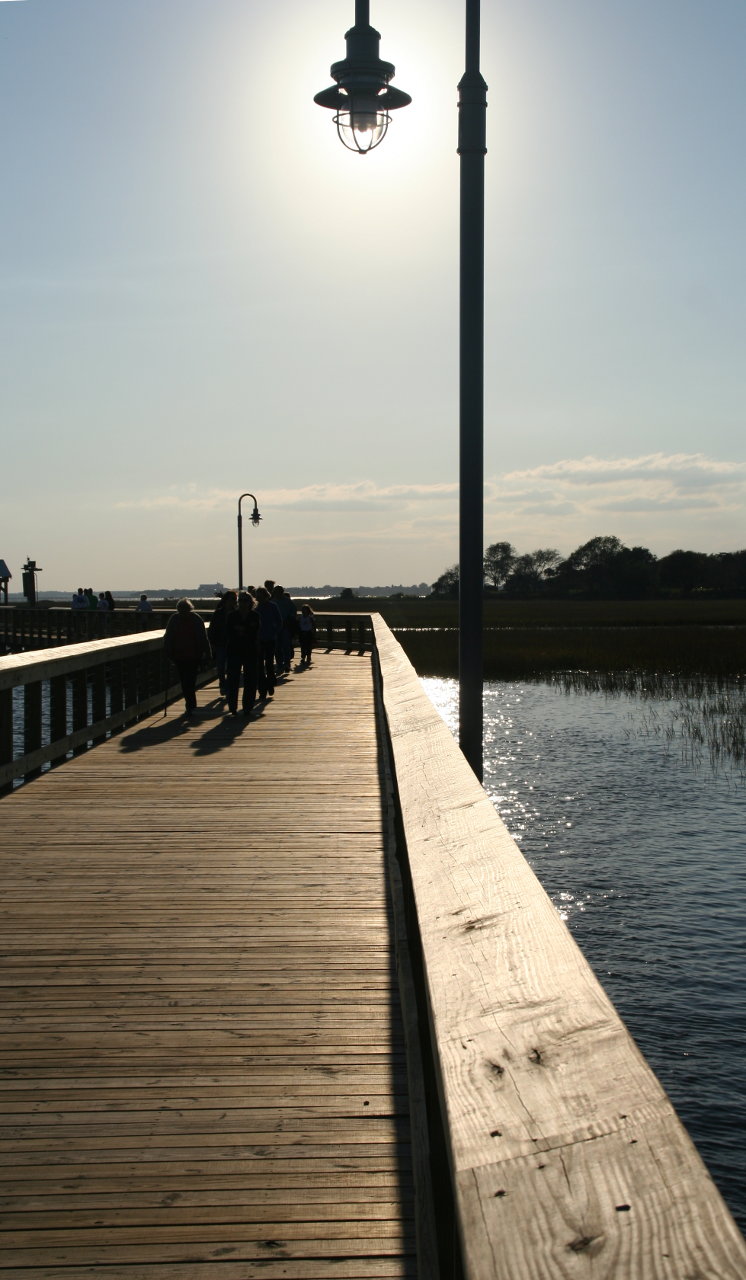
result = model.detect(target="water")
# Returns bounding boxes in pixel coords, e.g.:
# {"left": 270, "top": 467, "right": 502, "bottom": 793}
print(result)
{"left": 421, "top": 676, "right": 746, "bottom": 1233}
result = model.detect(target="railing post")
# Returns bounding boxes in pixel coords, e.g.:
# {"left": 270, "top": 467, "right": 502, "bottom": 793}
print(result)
{"left": 49, "top": 675, "right": 67, "bottom": 747}
{"left": 0, "top": 687, "right": 13, "bottom": 788}
{"left": 110, "top": 659, "right": 123, "bottom": 721}
{"left": 71, "top": 670, "right": 88, "bottom": 755}
{"left": 91, "top": 665, "right": 107, "bottom": 743}
{"left": 124, "top": 654, "right": 138, "bottom": 725}
{"left": 24, "top": 681, "right": 43, "bottom": 779}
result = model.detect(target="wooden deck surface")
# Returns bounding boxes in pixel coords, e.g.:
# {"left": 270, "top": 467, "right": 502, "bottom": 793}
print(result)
{"left": 0, "top": 651, "right": 416, "bottom": 1278}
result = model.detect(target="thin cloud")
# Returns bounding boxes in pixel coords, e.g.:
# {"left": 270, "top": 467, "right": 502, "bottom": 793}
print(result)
{"left": 115, "top": 480, "right": 458, "bottom": 513}
{"left": 502, "top": 453, "right": 746, "bottom": 485}
{"left": 112, "top": 454, "right": 746, "bottom": 557}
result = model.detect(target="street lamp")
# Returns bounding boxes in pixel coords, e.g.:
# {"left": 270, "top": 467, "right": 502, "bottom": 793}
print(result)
{"left": 315, "top": 1, "right": 487, "bottom": 780}
{"left": 237, "top": 493, "right": 262, "bottom": 593}
{"left": 313, "top": 0, "right": 411, "bottom": 154}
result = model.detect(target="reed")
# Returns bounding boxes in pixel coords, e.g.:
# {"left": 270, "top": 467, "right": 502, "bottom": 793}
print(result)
{"left": 545, "top": 671, "right": 746, "bottom": 777}
{"left": 394, "top": 625, "right": 746, "bottom": 680}
{"left": 318, "top": 595, "right": 746, "bottom": 630}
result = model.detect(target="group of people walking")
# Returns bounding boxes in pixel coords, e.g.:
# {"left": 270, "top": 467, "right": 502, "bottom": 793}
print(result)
{"left": 71, "top": 587, "right": 116, "bottom": 612}
{"left": 163, "top": 583, "right": 316, "bottom": 718}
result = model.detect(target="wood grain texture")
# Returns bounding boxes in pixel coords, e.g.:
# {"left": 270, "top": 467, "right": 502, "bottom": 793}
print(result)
{"left": 372, "top": 614, "right": 746, "bottom": 1279}
{"left": 0, "top": 650, "right": 417, "bottom": 1278}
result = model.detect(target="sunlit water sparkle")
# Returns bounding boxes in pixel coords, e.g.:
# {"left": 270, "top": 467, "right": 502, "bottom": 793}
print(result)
{"left": 421, "top": 676, "right": 746, "bottom": 1232}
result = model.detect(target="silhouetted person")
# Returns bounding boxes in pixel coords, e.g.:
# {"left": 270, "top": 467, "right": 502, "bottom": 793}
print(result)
{"left": 254, "top": 587, "right": 282, "bottom": 699}
{"left": 225, "top": 592, "right": 260, "bottom": 716}
{"left": 298, "top": 605, "right": 316, "bottom": 665}
{"left": 272, "top": 585, "right": 297, "bottom": 674}
{"left": 208, "top": 590, "right": 238, "bottom": 697}
{"left": 164, "top": 599, "right": 211, "bottom": 717}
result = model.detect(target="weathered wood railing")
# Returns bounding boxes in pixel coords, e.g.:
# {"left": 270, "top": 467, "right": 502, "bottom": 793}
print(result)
{"left": 1, "top": 613, "right": 744, "bottom": 1275}
{"left": 371, "top": 615, "right": 746, "bottom": 1278}
{"left": 0, "top": 604, "right": 374, "bottom": 654}
{"left": 316, "top": 611, "right": 374, "bottom": 652}
{"left": 0, "top": 604, "right": 164, "bottom": 651}
{"left": 0, "top": 632, "right": 192, "bottom": 792}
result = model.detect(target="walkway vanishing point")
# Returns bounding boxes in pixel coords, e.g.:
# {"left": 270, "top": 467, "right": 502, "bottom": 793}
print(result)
{"left": 1, "top": 614, "right": 746, "bottom": 1279}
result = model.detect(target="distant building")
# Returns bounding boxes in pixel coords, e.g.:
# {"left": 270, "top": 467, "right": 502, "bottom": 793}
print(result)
{"left": 197, "top": 583, "right": 225, "bottom": 596}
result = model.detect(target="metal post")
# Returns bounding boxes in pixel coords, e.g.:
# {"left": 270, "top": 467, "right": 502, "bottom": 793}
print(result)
{"left": 237, "top": 493, "right": 260, "bottom": 593}
{"left": 457, "top": 0, "right": 487, "bottom": 781}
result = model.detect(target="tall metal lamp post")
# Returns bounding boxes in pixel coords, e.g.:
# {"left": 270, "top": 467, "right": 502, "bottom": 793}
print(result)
{"left": 315, "top": 0, "right": 487, "bottom": 779}
{"left": 237, "top": 493, "right": 262, "bottom": 593}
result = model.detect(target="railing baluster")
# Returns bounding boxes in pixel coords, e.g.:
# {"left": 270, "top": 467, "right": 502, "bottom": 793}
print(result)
{"left": 50, "top": 675, "right": 67, "bottom": 747}
{"left": 91, "top": 664, "right": 107, "bottom": 743}
{"left": 0, "top": 687, "right": 12, "bottom": 790}
{"left": 71, "top": 670, "right": 88, "bottom": 754}
{"left": 124, "top": 653, "right": 138, "bottom": 722}
{"left": 110, "top": 658, "right": 123, "bottom": 720}
{"left": 24, "top": 680, "right": 43, "bottom": 778}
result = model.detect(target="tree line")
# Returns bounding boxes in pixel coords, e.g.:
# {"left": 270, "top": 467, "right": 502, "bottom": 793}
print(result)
{"left": 431, "top": 536, "right": 746, "bottom": 600}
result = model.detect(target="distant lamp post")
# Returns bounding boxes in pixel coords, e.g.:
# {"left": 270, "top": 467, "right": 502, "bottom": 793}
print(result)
{"left": 21, "top": 558, "right": 41, "bottom": 606}
{"left": 313, "top": 0, "right": 411, "bottom": 154}
{"left": 315, "top": 0, "right": 487, "bottom": 780}
{"left": 237, "top": 493, "right": 262, "bottom": 592}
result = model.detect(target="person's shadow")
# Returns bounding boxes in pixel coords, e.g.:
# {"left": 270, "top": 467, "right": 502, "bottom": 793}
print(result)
{"left": 118, "top": 698, "right": 227, "bottom": 753}
{"left": 118, "top": 716, "right": 193, "bottom": 753}
{"left": 190, "top": 714, "right": 250, "bottom": 756}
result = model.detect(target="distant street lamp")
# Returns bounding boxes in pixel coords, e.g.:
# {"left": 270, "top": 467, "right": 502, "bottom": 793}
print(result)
{"left": 315, "top": 0, "right": 487, "bottom": 779}
{"left": 237, "top": 493, "right": 262, "bottom": 592}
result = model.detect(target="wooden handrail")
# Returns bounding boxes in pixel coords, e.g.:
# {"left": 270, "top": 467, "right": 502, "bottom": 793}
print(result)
{"left": 0, "top": 631, "right": 166, "bottom": 689}
{"left": 0, "top": 605, "right": 375, "bottom": 654}
{"left": 371, "top": 613, "right": 746, "bottom": 1278}
{"left": 0, "top": 633, "right": 189, "bottom": 789}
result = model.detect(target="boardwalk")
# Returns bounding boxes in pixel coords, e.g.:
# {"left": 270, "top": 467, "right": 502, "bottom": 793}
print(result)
{"left": 0, "top": 651, "right": 417, "bottom": 1278}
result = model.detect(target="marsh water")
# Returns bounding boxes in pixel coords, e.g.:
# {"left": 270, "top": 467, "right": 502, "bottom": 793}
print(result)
{"left": 421, "top": 676, "right": 746, "bottom": 1233}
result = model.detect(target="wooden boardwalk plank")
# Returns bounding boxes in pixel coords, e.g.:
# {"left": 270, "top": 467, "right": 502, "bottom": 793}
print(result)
{"left": 0, "top": 652, "right": 416, "bottom": 1277}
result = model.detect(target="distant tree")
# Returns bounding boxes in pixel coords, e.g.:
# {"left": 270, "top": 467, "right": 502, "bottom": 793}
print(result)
{"left": 657, "top": 549, "right": 710, "bottom": 594}
{"left": 608, "top": 545, "right": 658, "bottom": 598}
{"left": 431, "top": 565, "right": 460, "bottom": 598}
{"left": 531, "top": 548, "right": 562, "bottom": 579}
{"left": 504, "top": 548, "right": 561, "bottom": 596}
{"left": 483, "top": 541, "right": 516, "bottom": 590}
{"left": 339, "top": 587, "right": 356, "bottom": 600}
{"left": 556, "top": 535, "right": 626, "bottom": 596}
{"left": 708, "top": 551, "right": 746, "bottom": 596}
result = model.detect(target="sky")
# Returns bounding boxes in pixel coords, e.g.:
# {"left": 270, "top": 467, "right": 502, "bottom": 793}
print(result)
{"left": 1, "top": 0, "right": 745, "bottom": 591}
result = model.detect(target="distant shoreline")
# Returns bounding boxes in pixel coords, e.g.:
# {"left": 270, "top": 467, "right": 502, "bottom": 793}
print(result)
{"left": 5, "top": 584, "right": 430, "bottom": 602}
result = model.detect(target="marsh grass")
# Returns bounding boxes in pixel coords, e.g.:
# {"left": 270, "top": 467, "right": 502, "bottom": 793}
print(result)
{"left": 395, "top": 625, "right": 746, "bottom": 680}
{"left": 387, "top": 606, "right": 746, "bottom": 776}
{"left": 548, "top": 670, "right": 746, "bottom": 778}
{"left": 355, "top": 595, "right": 746, "bottom": 774}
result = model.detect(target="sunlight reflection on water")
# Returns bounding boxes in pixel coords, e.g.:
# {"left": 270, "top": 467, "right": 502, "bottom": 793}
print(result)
{"left": 420, "top": 675, "right": 746, "bottom": 1231}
